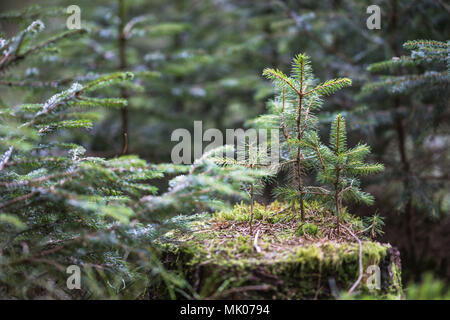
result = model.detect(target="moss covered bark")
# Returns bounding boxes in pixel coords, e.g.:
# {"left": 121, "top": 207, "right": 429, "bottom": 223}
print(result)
{"left": 150, "top": 202, "right": 403, "bottom": 299}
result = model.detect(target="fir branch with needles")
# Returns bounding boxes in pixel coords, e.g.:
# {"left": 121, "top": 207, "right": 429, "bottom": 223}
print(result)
{"left": 310, "top": 114, "right": 384, "bottom": 234}
{"left": 261, "top": 53, "right": 351, "bottom": 221}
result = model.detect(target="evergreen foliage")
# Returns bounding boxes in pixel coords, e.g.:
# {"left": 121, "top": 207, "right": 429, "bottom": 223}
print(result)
{"left": 213, "top": 142, "right": 275, "bottom": 234}
{"left": 0, "top": 20, "right": 260, "bottom": 299}
{"left": 255, "top": 53, "right": 384, "bottom": 233}
{"left": 257, "top": 53, "right": 351, "bottom": 221}
{"left": 362, "top": 39, "right": 449, "bottom": 218}
{"left": 308, "top": 114, "right": 384, "bottom": 234}
{"left": 364, "top": 40, "right": 449, "bottom": 96}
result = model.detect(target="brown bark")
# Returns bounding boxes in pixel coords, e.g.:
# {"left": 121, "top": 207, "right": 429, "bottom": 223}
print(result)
{"left": 390, "top": 0, "right": 415, "bottom": 262}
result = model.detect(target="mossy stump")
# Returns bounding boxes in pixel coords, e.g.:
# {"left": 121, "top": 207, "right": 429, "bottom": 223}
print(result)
{"left": 150, "top": 202, "right": 403, "bottom": 299}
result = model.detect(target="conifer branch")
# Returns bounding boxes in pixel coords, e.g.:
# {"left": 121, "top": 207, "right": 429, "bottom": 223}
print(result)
{"left": 0, "top": 29, "right": 86, "bottom": 73}
{"left": 304, "top": 78, "right": 352, "bottom": 96}
{"left": 263, "top": 68, "right": 300, "bottom": 95}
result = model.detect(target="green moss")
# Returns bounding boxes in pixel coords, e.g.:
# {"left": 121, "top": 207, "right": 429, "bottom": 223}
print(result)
{"left": 214, "top": 200, "right": 298, "bottom": 224}
{"left": 389, "top": 262, "right": 403, "bottom": 298}
{"left": 151, "top": 202, "right": 402, "bottom": 300}
{"left": 296, "top": 223, "right": 321, "bottom": 237}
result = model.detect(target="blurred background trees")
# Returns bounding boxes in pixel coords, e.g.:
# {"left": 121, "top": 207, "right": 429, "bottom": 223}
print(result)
{"left": 1, "top": 0, "right": 448, "bottom": 292}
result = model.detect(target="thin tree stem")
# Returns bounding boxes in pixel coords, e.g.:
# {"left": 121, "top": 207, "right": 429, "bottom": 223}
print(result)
{"left": 296, "top": 60, "right": 305, "bottom": 221}
{"left": 249, "top": 183, "right": 254, "bottom": 235}
{"left": 334, "top": 169, "right": 341, "bottom": 236}
{"left": 335, "top": 115, "right": 342, "bottom": 235}
{"left": 118, "top": 0, "right": 129, "bottom": 155}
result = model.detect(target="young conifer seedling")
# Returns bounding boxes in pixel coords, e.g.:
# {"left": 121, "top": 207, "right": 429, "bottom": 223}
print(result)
{"left": 309, "top": 114, "right": 384, "bottom": 235}
{"left": 214, "top": 141, "right": 273, "bottom": 235}
{"left": 258, "top": 53, "right": 351, "bottom": 221}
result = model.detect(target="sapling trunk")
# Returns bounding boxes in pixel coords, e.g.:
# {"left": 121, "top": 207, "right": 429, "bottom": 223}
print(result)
{"left": 249, "top": 183, "right": 254, "bottom": 235}
{"left": 296, "top": 61, "right": 305, "bottom": 222}
{"left": 334, "top": 168, "right": 341, "bottom": 236}
{"left": 333, "top": 115, "right": 343, "bottom": 235}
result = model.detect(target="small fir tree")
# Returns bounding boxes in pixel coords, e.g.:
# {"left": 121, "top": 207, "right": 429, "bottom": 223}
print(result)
{"left": 308, "top": 114, "right": 384, "bottom": 234}
{"left": 257, "top": 53, "right": 351, "bottom": 221}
